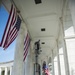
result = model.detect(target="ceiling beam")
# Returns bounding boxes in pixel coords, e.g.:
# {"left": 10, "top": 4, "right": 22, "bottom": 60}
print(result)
{"left": 26, "top": 13, "right": 57, "bottom": 19}
{"left": 33, "top": 35, "right": 56, "bottom": 40}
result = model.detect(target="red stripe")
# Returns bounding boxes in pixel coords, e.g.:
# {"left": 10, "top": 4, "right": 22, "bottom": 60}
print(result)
{"left": 9, "top": 17, "right": 17, "bottom": 36}
{"left": 24, "top": 38, "right": 29, "bottom": 55}
{"left": 8, "top": 7, "right": 16, "bottom": 35}
{"left": 10, "top": 29, "right": 17, "bottom": 41}
{"left": 23, "top": 49, "right": 28, "bottom": 61}
{"left": 12, "top": 8, "right": 16, "bottom": 26}
{"left": 4, "top": 31, "right": 18, "bottom": 49}
{"left": 23, "top": 34, "right": 29, "bottom": 55}
{"left": 8, "top": 28, "right": 17, "bottom": 42}
{"left": 24, "top": 43, "right": 29, "bottom": 56}
{"left": 23, "top": 36, "right": 29, "bottom": 55}
{"left": 10, "top": 7, "right": 17, "bottom": 34}
{"left": 45, "top": 69, "right": 49, "bottom": 75}
{"left": 24, "top": 34, "right": 28, "bottom": 45}
{"left": 23, "top": 42, "right": 29, "bottom": 61}
{"left": 9, "top": 27, "right": 16, "bottom": 38}
{"left": 4, "top": 4, "right": 17, "bottom": 49}
{"left": 23, "top": 42, "right": 29, "bottom": 57}
{"left": 5, "top": 6, "right": 17, "bottom": 47}
{"left": 10, "top": 8, "right": 15, "bottom": 26}
{"left": 5, "top": 6, "right": 17, "bottom": 49}
{"left": 5, "top": 29, "right": 17, "bottom": 48}
{"left": 0, "top": 4, "right": 13, "bottom": 47}
{"left": 0, "top": 4, "right": 21, "bottom": 49}
{"left": 4, "top": 5, "right": 15, "bottom": 48}
{"left": 23, "top": 33, "right": 30, "bottom": 61}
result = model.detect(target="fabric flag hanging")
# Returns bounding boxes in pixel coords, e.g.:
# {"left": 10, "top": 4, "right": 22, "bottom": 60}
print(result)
{"left": 23, "top": 33, "right": 30, "bottom": 61}
{"left": 0, "top": 4, "right": 21, "bottom": 49}
{"left": 42, "top": 61, "right": 50, "bottom": 75}
{"left": 44, "top": 68, "right": 50, "bottom": 75}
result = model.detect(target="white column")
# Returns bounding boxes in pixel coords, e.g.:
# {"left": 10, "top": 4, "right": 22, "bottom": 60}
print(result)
{"left": 0, "top": 67, "right": 2, "bottom": 75}
{"left": 30, "top": 58, "right": 33, "bottom": 75}
{"left": 25, "top": 49, "right": 30, "bottom": 75}
{"left": 69, "top": 0, "right": 75, "bottom": 31}
{"left": 52, "top": 50, "right": 55, "bottom": 75}
{"left": 57, "top": 40, "right": 61, "bottom": 75}
{"left": 5, "top": 67, "right": 8, "bottom": 75}
{"left": 29, "top": 49, "right": 34, "bottom": 75}
{"left": 10, "top": 66, "right": 12, "bottom": 75}
{"left": 62, "top": 39, "right": 70, "bottom": 75}
{"left": 57, "top": 51, "right": 61, "bottom": 75}
{"left": 11, "top": 23, "right": 26, "bottom": 75}
{"left": 60, "top": 15, "right": 70, "bottom": 75}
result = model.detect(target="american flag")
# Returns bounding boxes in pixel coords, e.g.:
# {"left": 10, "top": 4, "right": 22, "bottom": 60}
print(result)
{"left": 44, "top": 68, "right": 50, "bottom": 75}
{"left": 23, "top": 33, "right": 30, "bottom": 61}
{"left": 43, "top": 65, "right": 50, "bottom": 75}
{"left": 0, "top": 4, "right": 21, "bottom": 49}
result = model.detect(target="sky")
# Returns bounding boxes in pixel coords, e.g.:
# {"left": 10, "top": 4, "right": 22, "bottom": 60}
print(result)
{"left": 0, "top": 5, "right": 16, "bottom": 62}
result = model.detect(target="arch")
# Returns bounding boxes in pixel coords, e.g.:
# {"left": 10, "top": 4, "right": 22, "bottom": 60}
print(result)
{"left": 8, "top": 70, "right": 10, "bottom": 75}
{"left": 1, "top": 70, "right": 5, "bottom": 75}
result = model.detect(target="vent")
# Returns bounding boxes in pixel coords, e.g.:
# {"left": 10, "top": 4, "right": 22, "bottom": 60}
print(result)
{"left": 34, "top": 0, "right": 42, "bottom": 4}
{"left": 41, "top": 28, "right": 45, "bottom": 31}
{"left": 41, "top": 42, "right": 45, "bottom": 44}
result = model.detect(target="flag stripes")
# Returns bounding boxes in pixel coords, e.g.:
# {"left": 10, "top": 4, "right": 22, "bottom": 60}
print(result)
{"left": 0, "top": 4, "right": 21, "bottom": 49}
{"left": 23, "top": 33, "right": 30, "bottom": 61}
{"left": 45, "top": 69, "right": 49, "bottom": 75}
{"left": 0, "top": 4, "right": 14, "bottom": 48}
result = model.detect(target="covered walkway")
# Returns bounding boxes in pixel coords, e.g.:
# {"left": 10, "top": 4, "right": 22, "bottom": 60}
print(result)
{"left": 1, "top": 0, "right": 75, "bottom": 75}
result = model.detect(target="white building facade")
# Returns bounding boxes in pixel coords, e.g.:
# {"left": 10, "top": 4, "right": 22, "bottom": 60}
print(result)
{"left": 0, "top": 61, "right": 13, "bottom": 75}
{"left": 0, "top": 0, "right": 75, "bottom": 75}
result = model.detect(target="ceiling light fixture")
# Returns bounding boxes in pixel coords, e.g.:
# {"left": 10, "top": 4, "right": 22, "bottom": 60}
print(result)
{"left": 41, "top": 42, "right": 45, "bottom": 44}
{"left": 34, "top": 0, "right": 42, "bottom": 4}
{"left": 41, "top": 28, "right": 45, "bottom": 31}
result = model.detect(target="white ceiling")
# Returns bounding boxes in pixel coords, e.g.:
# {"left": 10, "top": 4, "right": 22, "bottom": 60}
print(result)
{"left": 3, "top": 0, "right": 71, "bottom": 60}
{"left": 12, "top": 0, "right": 63, "bottom": 59}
